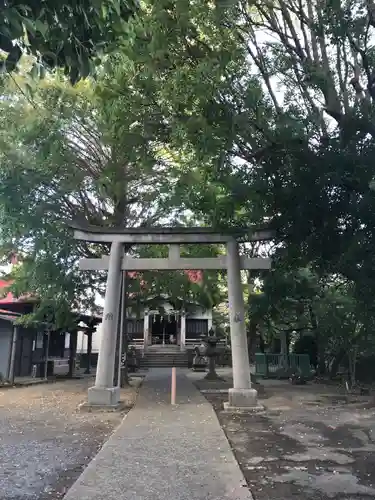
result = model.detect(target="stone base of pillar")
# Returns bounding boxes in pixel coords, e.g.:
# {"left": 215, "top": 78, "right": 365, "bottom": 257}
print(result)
{"left": 223, "top": 388, "right": 264, "bottom": 412}
{"left": 87, "top": 385, "right": 120, "bottom": 406}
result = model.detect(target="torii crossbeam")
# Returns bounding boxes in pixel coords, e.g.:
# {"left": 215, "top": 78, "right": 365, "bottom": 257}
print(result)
{"left": 79, "top": 250, "right": 271, "bottom": 271}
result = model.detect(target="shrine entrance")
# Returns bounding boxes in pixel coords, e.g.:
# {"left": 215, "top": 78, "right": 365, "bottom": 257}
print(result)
{"left": 151, "top": 314, "right": 163, "bottom": 344}
{"left": 150, "top": 314, "right": 178, "bottom": 345}
{"left": 70, "top": 222, "right": 273, "bottom": 411}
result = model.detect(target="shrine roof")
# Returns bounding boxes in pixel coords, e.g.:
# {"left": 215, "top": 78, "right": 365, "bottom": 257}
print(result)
{"left": 0, "top": 308, "right": 20, "bottom": 322}
{"left": 0, "top": 281, "right": 101, "bottom": 326}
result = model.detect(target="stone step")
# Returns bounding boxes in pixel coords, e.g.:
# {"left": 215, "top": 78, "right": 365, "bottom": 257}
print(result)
{"left": 144, "top": 353, "right": 186, "bottom": 357}
{"left": 141, "top": 362, "right": 188, "bottom": 368}
{"left": 141, "top": 351, "right": 189, "bottom": 368}
{"left": 147, "top": 347, "right": 181, "bottom": 352}
{"left": 143, "top": 350, "right": 187, "bottom": 355}
{"left": 142, "top": 355, "right": 188, "bottom": 361}
{"left": 141, "top": 363, "right": 188, "bottom": 368}
{"left": 143, "top": 359, "right": 187, "bottom": 363}
{"left": 145, "top": 352, "right": 185, "bottom": 356}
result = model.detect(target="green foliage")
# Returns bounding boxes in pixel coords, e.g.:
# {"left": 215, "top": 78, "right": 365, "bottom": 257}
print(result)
{"left": 101, "top": 0, "right": 263, "bottom": 228}
{"left": 124, "top": 0, "right": 375, "bottom": 324}
{"left": 128, "top": 243, "right": 225, "bottom": 312}
{"left": 249, "top": 267, "right": 318, "bottom": 340}
{"left": 0, "top": 70, "right": 176, "bottom": 327}
{"left": 0, "top": 13, "right": 227, "bottom": 326}
{"left": 250, "top": 265, "right": 375, "bottom": 375}
{"left": 0, "top": 0, "right": 138, "bottom": 82}
{"left": 2, "top": 0, "right": 375, "bottom": 373}
{"left": 112, "top": 0, "right": 375, "bottom": 373}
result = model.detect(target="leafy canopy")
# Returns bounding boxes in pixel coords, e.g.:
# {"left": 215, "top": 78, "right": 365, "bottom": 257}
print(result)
{"left": 0, "top": 0, "right": 138, "bottom": 82}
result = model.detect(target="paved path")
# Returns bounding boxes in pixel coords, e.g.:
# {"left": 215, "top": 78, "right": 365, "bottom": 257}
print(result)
{"left": 64, "top": 368, "right": 253, "bottom": 500}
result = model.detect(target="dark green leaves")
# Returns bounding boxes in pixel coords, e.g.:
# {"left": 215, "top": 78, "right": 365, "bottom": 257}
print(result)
{"left": 0, "top": 1, "right": 139, "bottom": 82}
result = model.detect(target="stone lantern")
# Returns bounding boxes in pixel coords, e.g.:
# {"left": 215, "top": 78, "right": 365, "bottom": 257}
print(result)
{"left": 192, "top": 336, "right": 208, "bottom": 372}
{"left": 204, "top": 328, "right": 221, "bottom": 380}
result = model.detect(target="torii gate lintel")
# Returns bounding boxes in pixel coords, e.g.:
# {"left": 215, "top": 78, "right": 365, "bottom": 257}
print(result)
{"left": 79, "top": 255, "right": 271, "bottom": 271}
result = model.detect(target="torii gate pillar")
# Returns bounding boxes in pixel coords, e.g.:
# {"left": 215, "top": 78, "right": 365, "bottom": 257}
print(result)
{"left": 88, "top": 242, "right": 123, "bottom": 407}
{"left": 225, "top": 240, "right": 259, "bottom": 410}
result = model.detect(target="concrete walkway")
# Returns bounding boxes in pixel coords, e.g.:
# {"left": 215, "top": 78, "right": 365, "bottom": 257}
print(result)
{"left": 64, "top": 368, "right": 253, "bottom": 500}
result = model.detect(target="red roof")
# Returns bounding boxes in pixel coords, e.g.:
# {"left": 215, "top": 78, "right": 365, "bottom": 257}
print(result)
{"left": 0, "top": 280, "right": 33, "bottom": 304}
{"left": 0, "top": 308, "right": 20, "bottom": 321}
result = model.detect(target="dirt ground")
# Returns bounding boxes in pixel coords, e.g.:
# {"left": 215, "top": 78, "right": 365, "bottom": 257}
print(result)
{"left": 201, "top": 378, "right": 375, "bottom": 500}
{"left": 0, "top": 376, "right": 141, "bottom": 500}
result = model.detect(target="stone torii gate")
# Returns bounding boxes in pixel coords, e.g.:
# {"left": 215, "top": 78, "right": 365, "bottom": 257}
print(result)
{"left": 69, "top": 222, "right": 273, "bottom": 410}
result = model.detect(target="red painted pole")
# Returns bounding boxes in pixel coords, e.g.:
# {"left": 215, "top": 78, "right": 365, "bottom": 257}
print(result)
{"left": 171, "top": 367, "right": 176, "bottom": 405}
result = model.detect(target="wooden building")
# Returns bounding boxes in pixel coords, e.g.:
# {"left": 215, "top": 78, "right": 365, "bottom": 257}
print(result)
{"left": 0, "top": 280, "right": 99, "bottom": 381}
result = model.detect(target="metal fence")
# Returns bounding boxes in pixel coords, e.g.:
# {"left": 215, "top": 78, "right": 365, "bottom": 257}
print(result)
{"left": 255, "top": 353, "right": 311, "bottom": 378}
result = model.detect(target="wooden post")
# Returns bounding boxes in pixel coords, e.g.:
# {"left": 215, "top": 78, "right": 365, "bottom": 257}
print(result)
{"left": 44, "top": 329, "right": 50, "bottom": 380}
{"left": 171, "top": 367, "right": 176, "bottom": 405}
{"left": 8, "top": 326, "right": 18, "bottom": 384}
{"left": 68, "top": 330, "right": 77, "bottom": 377}
{"left": 85, "top": 329, "right": 93, "bottom": 374}
{"left": 180, "top": 312, "right": 186, "bottom": 351}
{"left": 143, "top": 311, "right": 149, "bottom": 350}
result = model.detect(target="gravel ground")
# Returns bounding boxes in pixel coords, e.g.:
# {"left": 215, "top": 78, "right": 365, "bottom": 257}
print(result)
{"left": 200, "top": 378, "right": 375, "bottom": 500}
{"left": 0, "top": 376, "right": 140, "bottom": 500}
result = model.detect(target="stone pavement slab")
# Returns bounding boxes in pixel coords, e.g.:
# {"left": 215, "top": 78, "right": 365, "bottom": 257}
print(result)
{"left": 64, "top": 368, "right": 253, "bottom": 500}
